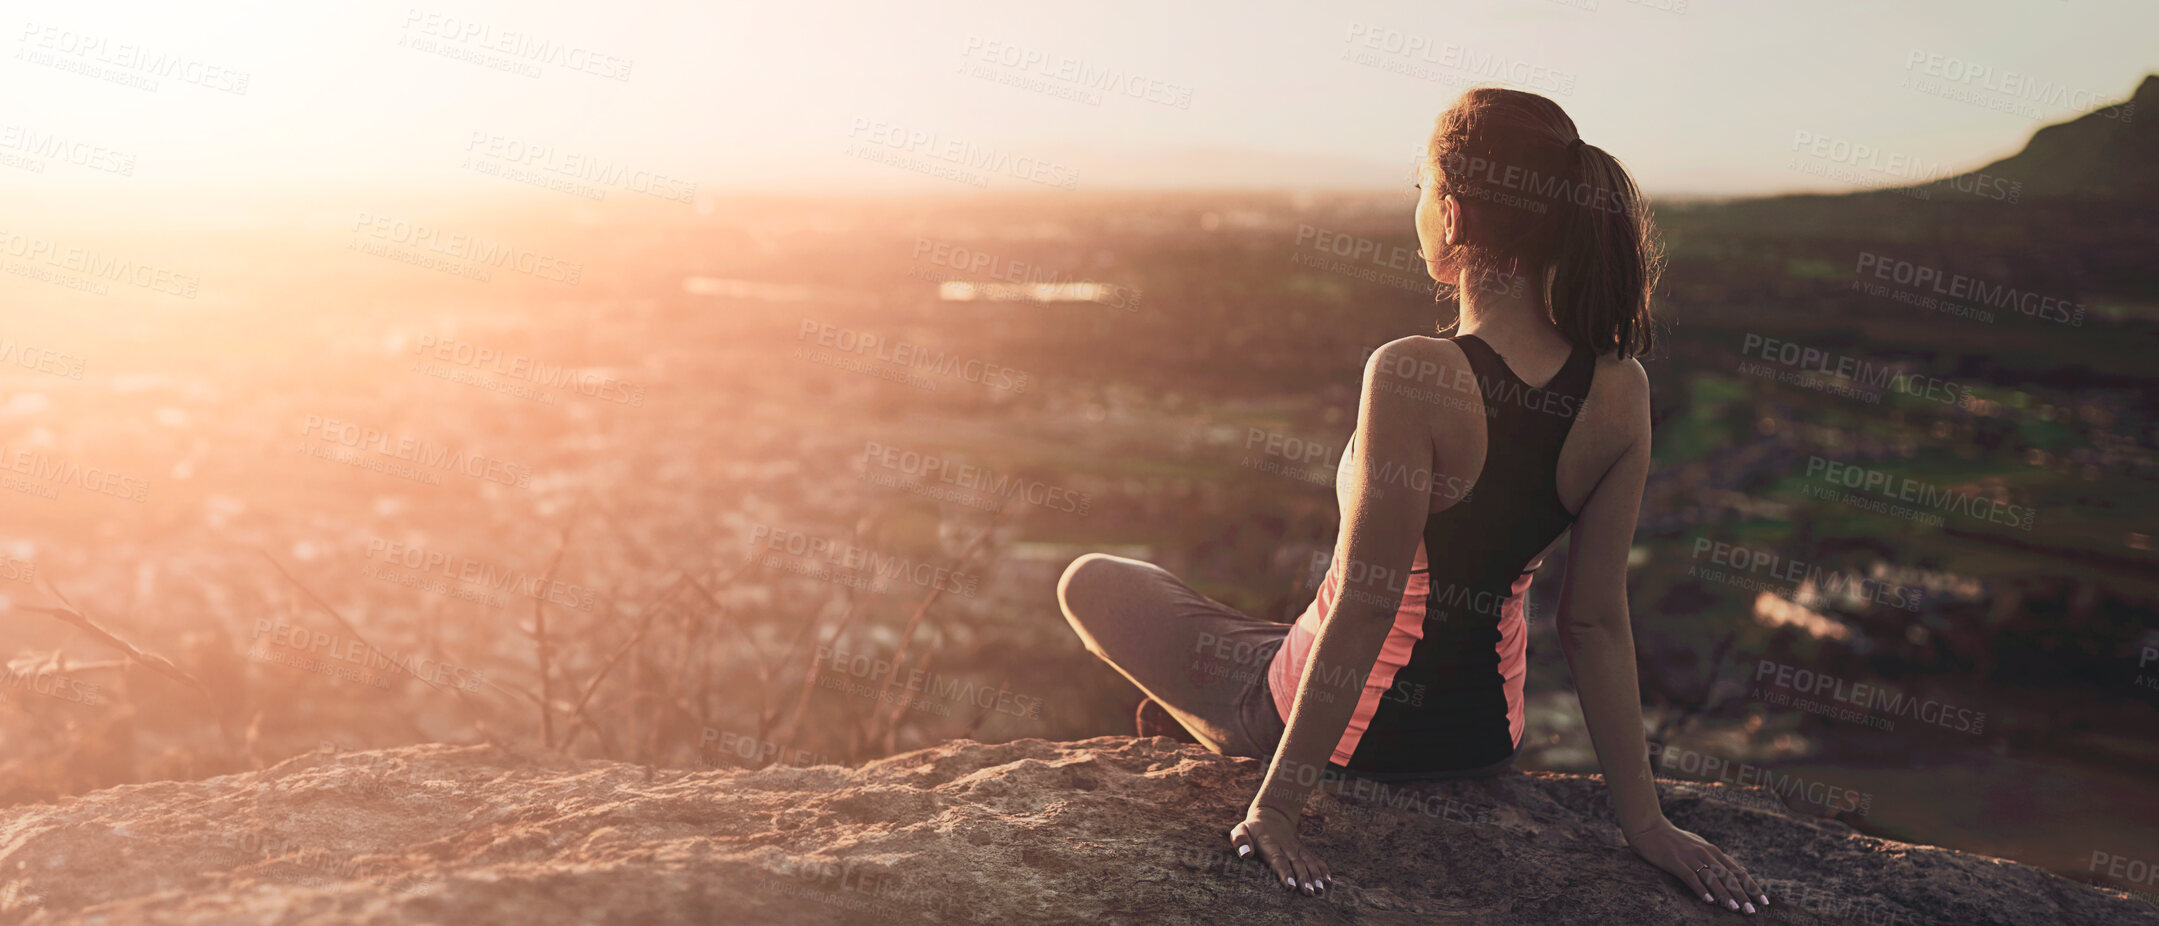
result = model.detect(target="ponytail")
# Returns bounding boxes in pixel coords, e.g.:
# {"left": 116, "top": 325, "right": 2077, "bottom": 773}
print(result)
{"left": 1426, "top": 88, "right": 1663, "bottom": 359}
{"left": 1550, "top": 142, "right": 1660, "bottom": 358}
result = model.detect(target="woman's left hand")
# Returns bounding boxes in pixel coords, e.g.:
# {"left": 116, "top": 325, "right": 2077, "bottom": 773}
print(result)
{"left": 1227, "top": 805, "right": 1331, "bottom": 896}
{"left": 1625, "top": 818, "right": 1768, "bottom": 914}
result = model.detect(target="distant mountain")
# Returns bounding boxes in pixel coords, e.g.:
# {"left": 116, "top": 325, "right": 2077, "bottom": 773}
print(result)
{"left": 1655, "top": 73, "right": 2158, "bottom": 313}
{"left": 1915, "top": 73, "right": 2155, "bottom": 201}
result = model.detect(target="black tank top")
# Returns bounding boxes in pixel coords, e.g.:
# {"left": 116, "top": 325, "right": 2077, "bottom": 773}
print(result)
{"left": 1347, "top": 333, "right": 1595, "bottom": 777}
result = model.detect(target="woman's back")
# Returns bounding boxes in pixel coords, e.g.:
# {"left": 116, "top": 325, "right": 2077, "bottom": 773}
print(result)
{"left": 1267, "top": 332, "right": 1648, "bottom": 778}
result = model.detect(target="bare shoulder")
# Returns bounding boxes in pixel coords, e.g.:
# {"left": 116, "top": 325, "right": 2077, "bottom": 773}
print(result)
{"left": 1360, "top": 335, "right": 1469, "bottom": 391}
{"left": 1354, "top": 336, "right": 1490, "bottom": 452}
{"left": 1585, "top": 353, "right": 1652, "bottom": 436}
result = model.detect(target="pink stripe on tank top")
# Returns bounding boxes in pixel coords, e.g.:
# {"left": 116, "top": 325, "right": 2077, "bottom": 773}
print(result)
{"left": 1268, "top": 541, "right": 1430, "bottom": 766}
{"left": 1267, "top": 544, "right": 1536, "bottom": 764}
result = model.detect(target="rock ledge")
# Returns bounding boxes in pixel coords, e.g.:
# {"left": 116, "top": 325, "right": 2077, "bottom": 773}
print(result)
{"left": 0, "top": 736, "right": 2148, "bottom": 925}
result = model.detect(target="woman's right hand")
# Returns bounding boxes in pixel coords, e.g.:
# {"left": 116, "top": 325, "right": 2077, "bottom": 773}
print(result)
{"left": 1227, "top": 805, "right": 1332, "bottom": 896}
{"left": 1624, "top": 819, "right": 1768, "bottom": 915}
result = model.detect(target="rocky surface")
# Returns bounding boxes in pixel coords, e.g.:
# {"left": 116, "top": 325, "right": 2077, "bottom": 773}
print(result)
{"left": 0, "top": 736, "right": 2148, "bottom": 925}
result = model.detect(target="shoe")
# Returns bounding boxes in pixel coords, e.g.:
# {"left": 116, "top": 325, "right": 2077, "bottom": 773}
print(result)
{"left": 1135, "top": 697, "right": 1198, "bottom": 743}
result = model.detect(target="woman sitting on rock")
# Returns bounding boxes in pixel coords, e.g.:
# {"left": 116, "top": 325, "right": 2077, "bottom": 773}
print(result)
{"left": 1058, "top": 87, "right": 1770, "bottom": 915}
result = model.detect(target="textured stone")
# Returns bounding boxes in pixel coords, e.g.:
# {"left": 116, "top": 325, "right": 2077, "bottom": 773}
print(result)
{"left": 0, "top": 736, "right": 2147, "bottom": 925}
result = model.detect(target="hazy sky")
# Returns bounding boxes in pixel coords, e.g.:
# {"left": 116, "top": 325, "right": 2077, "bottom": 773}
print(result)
{"left": 4, "top": 0, "right": 2152, "bottom": 203}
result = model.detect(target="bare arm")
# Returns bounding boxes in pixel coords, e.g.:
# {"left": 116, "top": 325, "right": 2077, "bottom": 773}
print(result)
{"left": 1554, "top": 360, "right": 1768, "bottom": 913}
{"left": 1552, "top": 362, "right": 1659, "bottom": 835}
{"left": 1230, "top": 338, "right": 1450, "bottom": 895}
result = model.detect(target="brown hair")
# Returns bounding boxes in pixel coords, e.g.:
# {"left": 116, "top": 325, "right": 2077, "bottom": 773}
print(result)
{"left": 1425, "top": 87, "right": 1662, "bottom": 358}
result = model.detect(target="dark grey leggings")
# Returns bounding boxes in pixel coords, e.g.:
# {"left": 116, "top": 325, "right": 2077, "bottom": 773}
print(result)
{"left": 1057, "top": 553, "right": 1288, "bottom": 759}
{"left": 1057, "top": 552, "right": 1520, "bottom": 782}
